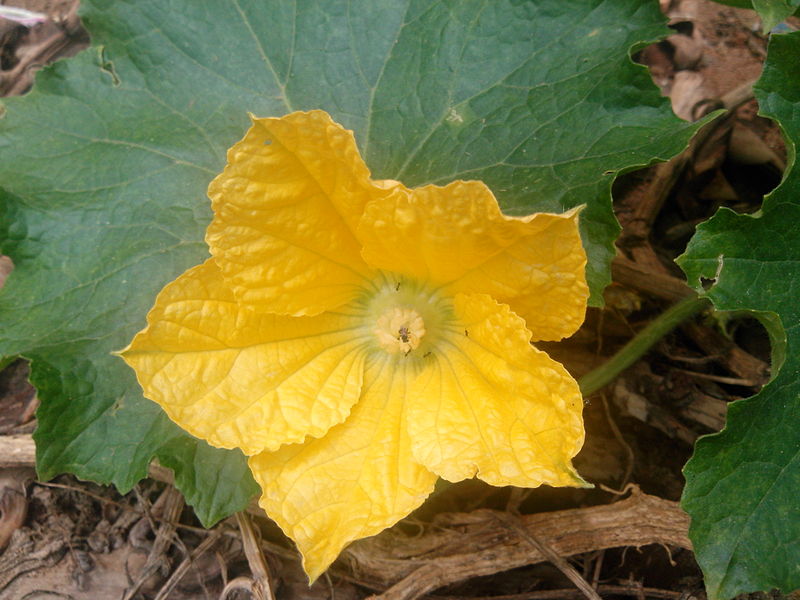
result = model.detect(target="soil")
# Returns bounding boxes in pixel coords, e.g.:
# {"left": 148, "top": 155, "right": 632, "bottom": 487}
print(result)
{"left": 0, "top": 0, "right": 793, "bottom": 599}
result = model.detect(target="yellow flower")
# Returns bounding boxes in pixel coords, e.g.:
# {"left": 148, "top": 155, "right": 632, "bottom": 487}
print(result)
{"left": 120, "top": 110, "right": 589, "bottom": 580}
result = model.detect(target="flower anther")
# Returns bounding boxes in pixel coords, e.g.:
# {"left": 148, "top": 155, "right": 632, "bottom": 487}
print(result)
{"left": 375, "top": 306, "right": 425, "bottom": 354}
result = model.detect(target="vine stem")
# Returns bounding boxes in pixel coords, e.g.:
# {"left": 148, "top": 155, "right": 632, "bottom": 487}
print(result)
{"left": 578, "top": 295, "right": 711, "bottom": 396}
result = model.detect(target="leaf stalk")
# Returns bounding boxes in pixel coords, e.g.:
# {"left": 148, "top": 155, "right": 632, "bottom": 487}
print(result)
{"left": 578, "top": 295, "right": 711, "bottom": 396}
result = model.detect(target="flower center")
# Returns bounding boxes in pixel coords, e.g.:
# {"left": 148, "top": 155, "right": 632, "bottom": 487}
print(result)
{"left": 374, "top": 307, "right": 426, "bottom": 355}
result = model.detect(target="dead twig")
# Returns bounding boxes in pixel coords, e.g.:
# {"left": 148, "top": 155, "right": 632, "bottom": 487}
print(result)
{"left": 123, "top": 486, "right": 184, "bottom": 600}
{"left": 221, "top": 576, "right": 257, "bottom": 599}
{"left": 680, "top": 321, "right": 769, "bottom": 385}
{"left": 611, "top": 256, "right": 693, "bottom": 303}
{"left": 0, "top": 434, "right": 36, "bottom": 468}
{"left": 590, "top": 550, "right": 604, "bottom": 590}
{"left": 492, "top": 511, "right": 603, "bottom": 600}
{"left": 601, "top": 393, "right": 635, "bottom": 487}
{"left": 425, "top": 583, "right": 685, "bottom": 600}
{"left": 235, "top": 511, "right": 275, "bottom": 600}
{"left": 672, "top": 368, "right": 759, "bottom": 387}
{"left": 356, "top": 489, "right": 690, "bottom": 600}
{"left": 153, "top": 526, "right": 226, "bottom": 600}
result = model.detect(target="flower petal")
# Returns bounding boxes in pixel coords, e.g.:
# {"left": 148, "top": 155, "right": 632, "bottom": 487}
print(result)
{"left": 407, "top": 293, "right": 587, "bottom": 488}
{"left": 249, "top": 357, "right": 437, "bottom": 582}
{"left": 207, "top": 110, "right": 382, "bottom": 315}
{"left": 358, "top": 180, "right": 588, "bottom": 340}
{"left": 120, "top": 259, "right": 369, "bottom": 455}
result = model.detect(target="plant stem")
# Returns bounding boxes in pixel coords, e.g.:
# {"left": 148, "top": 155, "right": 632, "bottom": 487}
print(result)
{"left": 578, "top": 295, "right": 711, "bottom": 396}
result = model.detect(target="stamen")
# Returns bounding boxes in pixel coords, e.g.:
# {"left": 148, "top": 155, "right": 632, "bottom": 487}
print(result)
{"left": 374, "top": 307, "right": 426, "bottom": 354}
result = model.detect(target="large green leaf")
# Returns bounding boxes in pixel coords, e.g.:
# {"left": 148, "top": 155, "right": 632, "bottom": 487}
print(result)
{"left": 0, "top": 0, "right": 698, "bottom": 524}
{"left": 679, "top": 31, "right": 800, "bottom": 600}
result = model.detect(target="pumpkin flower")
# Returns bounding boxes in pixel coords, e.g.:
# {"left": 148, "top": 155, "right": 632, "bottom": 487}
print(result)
{"left": 120, "top": 110, "right": 589, "bottom": 580}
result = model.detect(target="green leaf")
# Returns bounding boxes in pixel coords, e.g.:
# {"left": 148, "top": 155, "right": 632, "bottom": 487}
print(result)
{"left": 0, "top": 0, "right": 697, "bottom": 524}
{"left": 158, "top": 439, "right": 259, "bottom": 527}
{"left": 752, "top": 0, "right": 796, "bottom": 31}
{"left": 679, "top": 31, "right": 800, "bottom": 600}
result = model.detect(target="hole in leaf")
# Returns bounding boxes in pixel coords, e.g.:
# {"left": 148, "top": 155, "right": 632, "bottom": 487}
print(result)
{"left": 700, "top": 277, "right": 717, "bottom": 291}
{"left": 668, "top": 20, "right": 694, "bottom": 36}
{"left": 699, "top": 276, "right": 716, "bottom": 290}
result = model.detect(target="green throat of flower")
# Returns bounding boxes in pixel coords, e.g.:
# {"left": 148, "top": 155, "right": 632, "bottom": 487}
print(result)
{"left": 362, "top": 275, "right": 454, "bottom": 361}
